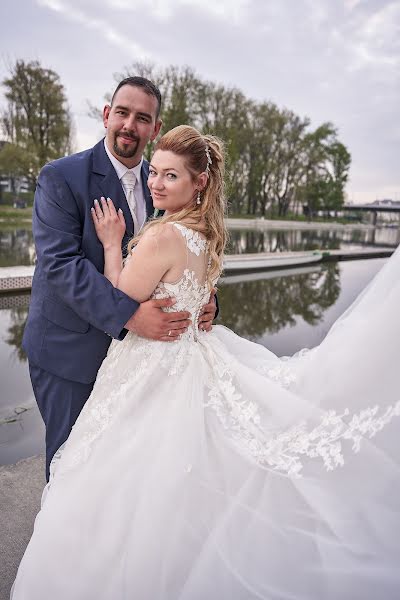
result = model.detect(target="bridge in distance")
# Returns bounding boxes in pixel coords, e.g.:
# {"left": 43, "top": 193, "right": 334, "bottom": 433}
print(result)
{"left": 342, "top": 204, "right": 400, "bottom": 226}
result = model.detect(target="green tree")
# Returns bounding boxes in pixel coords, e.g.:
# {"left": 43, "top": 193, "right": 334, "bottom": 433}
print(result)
{"left": 299, "top": 126, "right": 351, "bottom": 216}
{"left": 1, "top": 59, "right": 74, "bottom": 187}
{"left": 324, "top": 141, "right": 351, "bottom": 211}
{"left": 96, "top": 61, "right": 351, "bottom": 218}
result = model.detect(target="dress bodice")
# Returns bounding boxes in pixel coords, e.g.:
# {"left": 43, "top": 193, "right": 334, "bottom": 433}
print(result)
{"left": 151, "top": 223, "right": 213, "bottom": 342}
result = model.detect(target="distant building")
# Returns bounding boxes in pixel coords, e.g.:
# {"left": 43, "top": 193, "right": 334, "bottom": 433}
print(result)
{"left": 0, "top": 140, "right": 30, "bottom": 196}
{"left": 368, "top": 199, "right": 400, "bottom": 208}
{"left": 366, "top": 199, "right": 400, "bottom": 223}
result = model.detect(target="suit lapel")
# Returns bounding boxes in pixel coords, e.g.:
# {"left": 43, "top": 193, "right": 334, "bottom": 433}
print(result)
{"left": 92, "top": 140, "right": 135, "bottom": 242}
{"left": 141, "top": 160, "right": 154, "bottom": 220}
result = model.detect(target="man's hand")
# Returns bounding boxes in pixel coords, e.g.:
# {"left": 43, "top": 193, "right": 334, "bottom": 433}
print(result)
{"left": 198, "top": 288, "right": 217, "bottom": 333}
{"left": 125, "top": 297, "right": 191, "bottom": 342}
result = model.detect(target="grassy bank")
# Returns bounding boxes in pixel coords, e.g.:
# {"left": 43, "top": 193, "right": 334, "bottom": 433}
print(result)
{"left": 0, "top": 205, "right": 33, "bottom": 228}
{"left": 0, "top": 205, "right": 367, "bottom": 228}
{"left": 0, "top": 191, "right": 34, "bottom": 206}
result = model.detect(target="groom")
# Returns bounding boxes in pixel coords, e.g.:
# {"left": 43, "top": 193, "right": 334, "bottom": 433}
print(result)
{"left": 22, "top": 76, "right": 217, "bottom": 480}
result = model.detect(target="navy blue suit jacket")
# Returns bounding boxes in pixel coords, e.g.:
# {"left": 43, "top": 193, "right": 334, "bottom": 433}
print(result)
{"left": 23, "top": 139, "right": 154, "bottom": 384}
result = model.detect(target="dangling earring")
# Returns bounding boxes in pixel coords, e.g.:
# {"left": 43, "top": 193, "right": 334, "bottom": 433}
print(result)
{"left": 196, "top": 190, "right": 201, "bottom": 205}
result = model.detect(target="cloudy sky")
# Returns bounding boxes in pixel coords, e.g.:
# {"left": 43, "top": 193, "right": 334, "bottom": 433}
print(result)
{"left": 1, "top": 0, "right": 399, "bottom": 203}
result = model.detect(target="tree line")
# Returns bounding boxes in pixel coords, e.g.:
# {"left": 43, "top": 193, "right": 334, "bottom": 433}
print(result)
{"left": 0, "top": 59, "right": 351, "bottom": 216}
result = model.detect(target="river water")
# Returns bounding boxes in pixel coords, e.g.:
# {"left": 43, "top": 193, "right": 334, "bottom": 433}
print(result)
{"left": 1, "top": 224, "right": 399, "bottom": 267}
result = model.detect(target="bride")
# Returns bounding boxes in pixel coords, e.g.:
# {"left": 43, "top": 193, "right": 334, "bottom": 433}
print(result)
{"left": 12, "top": 125, "right": 400, "bottom": 599}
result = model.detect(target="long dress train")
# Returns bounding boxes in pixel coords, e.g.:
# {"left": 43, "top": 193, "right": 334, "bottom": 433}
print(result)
{"left": 11, "top": 223, "right": 400, "bottom": 599}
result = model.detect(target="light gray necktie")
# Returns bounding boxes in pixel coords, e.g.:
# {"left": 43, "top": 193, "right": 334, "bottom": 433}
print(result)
{"left": 121, "top": 171, "right": 139, "bottom": 234}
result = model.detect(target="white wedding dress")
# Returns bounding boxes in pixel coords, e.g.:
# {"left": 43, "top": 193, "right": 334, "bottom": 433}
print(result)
{"left": 12, "top": 223, "right": 400, "bottom": 599}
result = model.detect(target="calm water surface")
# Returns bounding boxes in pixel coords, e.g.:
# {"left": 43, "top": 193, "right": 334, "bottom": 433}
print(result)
{"left": 227, "top": 226, "right": 399, "bottom": 254}
{"left": 1, "top": 225, "right": 399, "bottom": 266}
{"left": 0, "top": 257, "right": 388, "bottom": 465}
{"left": 0, "top": 228, "right": 35, "bottom": 267}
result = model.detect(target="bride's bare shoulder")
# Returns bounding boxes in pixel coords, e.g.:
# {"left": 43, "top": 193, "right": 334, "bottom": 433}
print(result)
{"left": 134, "top": 221, "right": 184, "bottom": 256}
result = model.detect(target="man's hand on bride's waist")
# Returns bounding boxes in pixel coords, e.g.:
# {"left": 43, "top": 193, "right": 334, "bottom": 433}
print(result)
{"left": 124, "top": 297, "right": 191, "bottom": 342}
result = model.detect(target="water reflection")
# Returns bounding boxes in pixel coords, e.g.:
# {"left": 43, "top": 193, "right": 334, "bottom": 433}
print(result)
{"left": 219, "top": 263, "right": 340, "bottom": 338}
{"left": 0, "top": 228, "right": 35, "bottom": 266}
{"left": 218, "top": 258, "right": 387, "bottom": 359}
{"left": 0, "top": 226, "right": 399, "bottom": 267}
{"left": 227, "top": 227, "right": 400, "bottom": 254}
{"left": 4, "top": 304, "right": 29, "bottom": 362}
{"left": 0, "top": 296, "right": 44, "bottom": 465}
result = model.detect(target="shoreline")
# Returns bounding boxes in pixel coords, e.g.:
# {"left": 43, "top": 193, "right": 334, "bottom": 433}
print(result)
{"left": 0, "top": 215, "right": 384, "bottom": 231}
{"left": 225, "top": 217, "right": 377, "bottom": 230}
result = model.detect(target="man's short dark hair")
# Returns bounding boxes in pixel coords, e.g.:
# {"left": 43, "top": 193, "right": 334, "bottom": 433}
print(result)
{"left": 111, "top": 76, "right": 162, "bottom": 119}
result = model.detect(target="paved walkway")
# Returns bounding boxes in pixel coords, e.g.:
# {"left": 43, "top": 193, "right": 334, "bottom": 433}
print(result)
{"left": 0, "top": 456, "right": 45, "bottom": 600}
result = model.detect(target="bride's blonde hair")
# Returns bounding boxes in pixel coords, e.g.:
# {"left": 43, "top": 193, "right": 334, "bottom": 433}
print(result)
{"left": 127, "top": 125, "right": 227, "bottom": 285}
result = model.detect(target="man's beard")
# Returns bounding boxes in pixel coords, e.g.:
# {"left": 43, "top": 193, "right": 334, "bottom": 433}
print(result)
{"left": 113, "top": 133, "right": 140, "bottom": 158}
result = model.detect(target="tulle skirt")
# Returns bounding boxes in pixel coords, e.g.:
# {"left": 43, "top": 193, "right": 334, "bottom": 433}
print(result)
{"left": 11, "top": 248, "right": 400, "bottom": 600}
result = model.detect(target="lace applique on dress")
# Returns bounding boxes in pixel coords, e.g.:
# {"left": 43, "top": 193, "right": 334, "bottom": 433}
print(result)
{"left": 56, "top": 334, "right": 166, "bottom": 474}
{"left": 267, "top": 402, "right": 400, "bottom": 477}
{"left": 256, "top": 348, "right": 313, "bottom": 390}
{"left": 171, "top": 222, "right": 207, "bottom": 256}
{"left": 150, "top": 222, "right": 213, "bottom": 347}
{"left": 203, "top": 340, "right": 400, "bottom": 478}
{"left": 152, "top": 270, "right": 211, "bottom": 346}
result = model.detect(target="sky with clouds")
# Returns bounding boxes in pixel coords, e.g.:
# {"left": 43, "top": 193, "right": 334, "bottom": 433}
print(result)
{"left": 1, "top": 0, "right": 399, "bottom": 203}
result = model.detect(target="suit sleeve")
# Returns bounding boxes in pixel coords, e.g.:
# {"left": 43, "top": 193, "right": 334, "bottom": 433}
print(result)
{"left": 33, "top": 163, "right": 138, "bottom": 340}
{"left": 214, "top": 293, "right": 220, "bottom": 319}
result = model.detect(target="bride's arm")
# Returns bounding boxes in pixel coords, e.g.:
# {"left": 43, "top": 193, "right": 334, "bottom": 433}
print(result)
{"left": 117, "top": 224, "right": 179, "bottom": 302}
{"left": 91, "top": 198, "right": 125, "bottom": 286}
{"left": 91, "top": 200, "right": 179, "bottom": 302}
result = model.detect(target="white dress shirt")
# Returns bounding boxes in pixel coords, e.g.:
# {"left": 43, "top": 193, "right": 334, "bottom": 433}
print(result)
{"left": 103, "top": 139, "right": 147, "bottom": 230}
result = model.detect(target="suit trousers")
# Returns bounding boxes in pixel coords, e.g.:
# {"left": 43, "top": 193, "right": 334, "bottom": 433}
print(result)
{"left": 29, "top": 363, "right": 95, "bottom": 482}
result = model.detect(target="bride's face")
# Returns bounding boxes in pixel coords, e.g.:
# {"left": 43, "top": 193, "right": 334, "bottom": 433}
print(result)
{"left": 148, "top": 150, "right": 202, "bottom": 214}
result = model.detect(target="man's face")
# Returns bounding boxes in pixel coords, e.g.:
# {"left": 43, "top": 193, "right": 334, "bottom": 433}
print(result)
{"left": 103, "top": 85, "right": 162, "bottom": 167}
